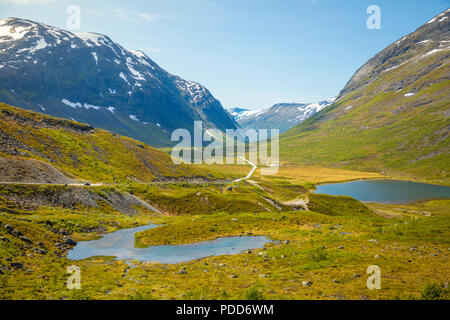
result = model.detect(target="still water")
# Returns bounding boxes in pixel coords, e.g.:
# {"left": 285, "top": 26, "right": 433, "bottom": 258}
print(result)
{"left": 68, "top": 223, "right": 271, "bottom": 263}
{"left": 314, "top": 179, "right": 450, "bottom": 204}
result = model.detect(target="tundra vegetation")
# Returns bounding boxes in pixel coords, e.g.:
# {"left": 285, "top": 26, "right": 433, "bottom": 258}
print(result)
{"left": 0, "top": 104, "right": 448, "bottom": 300}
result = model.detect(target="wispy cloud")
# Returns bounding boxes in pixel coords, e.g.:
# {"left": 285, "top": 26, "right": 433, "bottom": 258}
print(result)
{"left": 114, "top": 9, "right": 180, "bottom": 22}
{"left": 85, "top": 8, "right": 180, "bottom": 23}
{"left": 0, "top": 0, "right": 59, "bottom": 4}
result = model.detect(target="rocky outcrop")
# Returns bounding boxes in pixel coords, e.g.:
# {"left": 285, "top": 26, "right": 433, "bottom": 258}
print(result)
{"left": 0, "top": 157, "right": 75, "bottom": 184}
{"left": 0, "top": 185, "right": 156, "bottom": 215}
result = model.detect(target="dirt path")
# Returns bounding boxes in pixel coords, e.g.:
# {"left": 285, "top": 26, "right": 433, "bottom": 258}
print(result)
{"left": 0, "top": 181, "right": 103, "bottom": 187}
{"left": 233, "top": 156, "right": 257, "bottom": 183}
{"left": 126, "top": 193, "right": 164, "bottom": 215}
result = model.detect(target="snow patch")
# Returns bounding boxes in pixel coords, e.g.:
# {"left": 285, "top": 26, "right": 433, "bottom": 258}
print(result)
{"left": 14, "top": 37, "right": 48, "bottom": 54}
{"left": 175, "top": 79, "right": 208, "bottom": 103}
{"left": 0, "top": 25, "right": 31, "bottom": 41}
{"left": 326, "top": 97, "right": 337, "bottom": 104}
{"left": 61, "top": 98, "right": 101, "bottom": 110}
{"left": 61, "top": 98, "right": 82, "bottom": 109}
{"left": 76, "top": 32, "right": 104, "bottom": 47}
{"left": 130, "top": 50, "right": 146, "bottom": 59}
{"left": 82, "top": 103, "right": 101, "bottom": 110}
{"left": 427, "top": 10, "right": 448, "bottom": 24}
{"left": 127, "top": 61, "right": 146, "bottom": 81}
{"left": 30, "top": 38, "right": 48, "bottom": 53}
{"left": 91, "top": 52, "right": 98, "bottom": 65}
{"left": 395, "top": 37, "right": 407, "bottom": 46}
{"left": 239, "top": 109, "right": 264, "bottom": 120}
{"left": 119, "top": 72, "right": 130, "bottom": 86}
{"left": 423, "top": 48, "right": 444, "bottom": 56}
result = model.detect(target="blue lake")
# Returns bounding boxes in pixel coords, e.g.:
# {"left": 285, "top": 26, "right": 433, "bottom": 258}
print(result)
{"left": 314, "top": 179, "right": 450, "bottom": 204}
{"left": 67, "top": 223, "right": 271, "bottom": 263}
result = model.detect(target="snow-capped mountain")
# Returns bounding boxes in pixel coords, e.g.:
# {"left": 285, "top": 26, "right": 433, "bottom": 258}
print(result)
{"left": 0, "top": 17, "right": 238, "bottom": 147}
{"left": 229, "top": 108, "right": 265, "bottom": 121}
{"left": 229, "top": 98, "right": 336, "bottom": 133}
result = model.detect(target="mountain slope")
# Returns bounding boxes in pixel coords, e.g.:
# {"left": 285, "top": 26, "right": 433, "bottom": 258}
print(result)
{"left": 0, "top": 17, "right": 237, "bottom": 147}
{"left": 230, "top": 98, "right": 335, "bottom": 132}
{"left": 0, "top": 102, "right": 214, "bottom": 183}
{"left": 280, "top": 9, "right": 450, "bottom": 184}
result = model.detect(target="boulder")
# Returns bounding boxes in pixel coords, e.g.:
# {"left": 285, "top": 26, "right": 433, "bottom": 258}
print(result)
{"left": 64, "top": 237, "right": 77, "bottom": 246}
{"left": 34, "top": 249, "right": 47, "bottom": 255}
{"left": 179, "top": 269, "right": 187, "bottom": 275}
{"left": 11, "top": 229, "right": 23, "bottom": 237}
{"left": 10, "top": 262, "right": 23, "bottom": 269}
{"left": 302, "top": 281, "right": 313, "bottom": 287}
{"left": 19, "top": 236, "right": 32, "bottom": 244}
{"left": 0, "top": 237, "right": 10, "bottom": 243}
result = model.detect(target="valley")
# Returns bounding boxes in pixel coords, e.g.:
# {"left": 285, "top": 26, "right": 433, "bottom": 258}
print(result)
{"left": 0, "top": 109, "right": 448, "bottom": 300}
{"left": 0, "top": 7, "right": 449, "bottom": 302}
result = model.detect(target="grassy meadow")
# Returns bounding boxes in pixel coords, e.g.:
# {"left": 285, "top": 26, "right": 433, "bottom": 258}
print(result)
{"left": 0, "top": 165, "right": 448, "bottom": 300}
{"left": 0, "top": 103, "right": 448, "bottom": 301}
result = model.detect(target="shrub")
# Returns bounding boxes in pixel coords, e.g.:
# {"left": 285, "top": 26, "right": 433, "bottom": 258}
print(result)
{"left": 420, "top": 283, "right": 448, "bottom": 300}
{"left": 244, "top": 285, "right": 264, "bottom": 300}
{"left": 309, "top": 246, "right": 328, "bottom": 263}
{"left": 127, "top": 290, "right": 154, "bottom": 300}
{"left": 70, "top": 289, "right": 91, "bottom": 300}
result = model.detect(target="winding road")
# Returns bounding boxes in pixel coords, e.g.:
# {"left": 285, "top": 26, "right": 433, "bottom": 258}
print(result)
{"left": 233, "top": 156, "right": 257, "bottom": 183}
{"left": 0, "top": 157, "right": 258, "bottom": 186}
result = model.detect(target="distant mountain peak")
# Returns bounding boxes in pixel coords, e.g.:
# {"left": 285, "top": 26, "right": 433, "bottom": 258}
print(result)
{"left": 229, "top": 98, "right": 336, "bottom": 132}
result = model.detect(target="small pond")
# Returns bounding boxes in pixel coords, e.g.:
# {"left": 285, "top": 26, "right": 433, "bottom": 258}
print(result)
{"left": 314, "top": 179, "right": 450, "bottom": 204}
{"left": 67, "top": 223, "right": 271, "bottom": 264}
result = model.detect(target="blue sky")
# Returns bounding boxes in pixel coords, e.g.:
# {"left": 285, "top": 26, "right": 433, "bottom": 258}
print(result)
{"left": 0, "top": 0, "right": 448, "bottom": 109}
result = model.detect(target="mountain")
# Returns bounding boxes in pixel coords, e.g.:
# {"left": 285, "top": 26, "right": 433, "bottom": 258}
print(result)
{"left": 228, "top": 107, "right": 257, "bottom": 121}
{"left": 0, "top": 17, "right": 238, "bottom": 147}
{"left": 280, "top": 9, "right": 450, "bottom": 184}
{"left": 0, "top": 102, "right": 214, "bottom": 183}
{"left": 230, "top": 98, "right": 336, "bottom": 132}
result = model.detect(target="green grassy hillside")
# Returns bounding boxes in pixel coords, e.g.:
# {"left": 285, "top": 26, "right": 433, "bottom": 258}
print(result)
{"left": 1, "top": 184, "right": 448, "bottom": 300}
{"left": 280, "top": 11, "right": 450, "bottom": 185}
{"left": 0, "top": 103, "right": 214, "bottom": 183}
